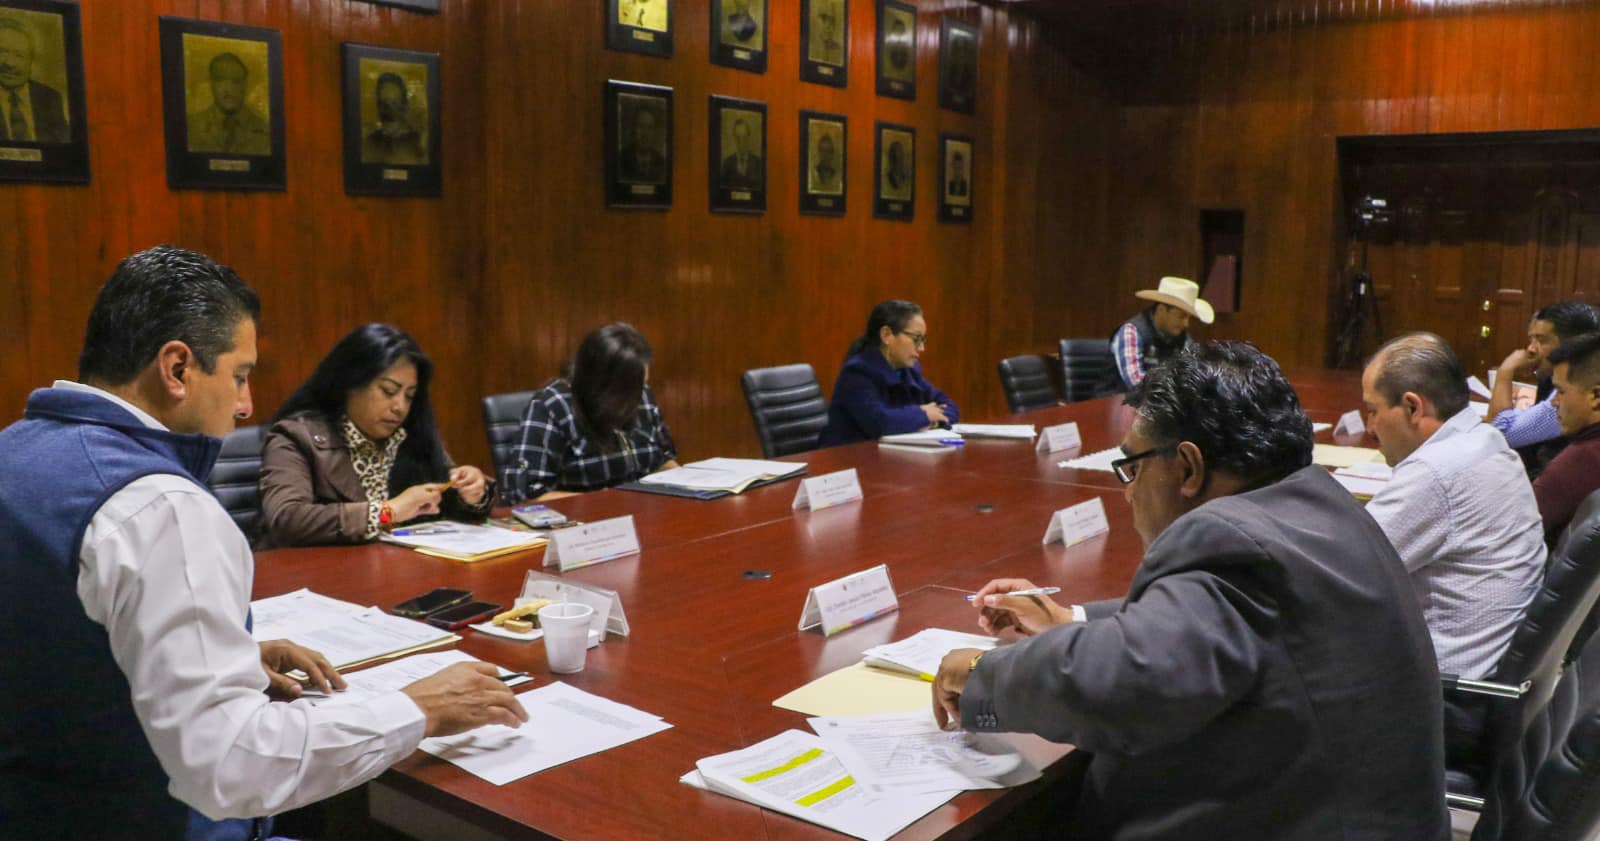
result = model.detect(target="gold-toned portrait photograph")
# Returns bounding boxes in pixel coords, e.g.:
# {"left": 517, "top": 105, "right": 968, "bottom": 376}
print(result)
{"left": 719, "top": 0, "right": 762, "bottom": 47}
{"left": 617, "top": 92, "right": 669, "bottom": 185}
{"left": 879, "top": 128, "right": 912, "bottom": 200}
{"left": 943, "top": 139, "right": 970, "bottom": 206}
{"left": 806, "top": 119, "right": 843, "bottom": 196}
{"left": 618, "top": 0, "right": 668, "bottom": 33}
{"left": 879, "top": 4, "right": 914, "bottom": 83}
{"left": 181, "top": 32, "right": 271, "bottom": 156}
{"left": 358, "top": 57, "right": 428, "bottom": 166}
{"left": 807, "top": 0, "right": 845, "bottom": 66}
{"left": 718, "top": 106, "right": 763, "bottom": 191}
{"left": 0, "top": 6, "right": 70, "bottom": 145}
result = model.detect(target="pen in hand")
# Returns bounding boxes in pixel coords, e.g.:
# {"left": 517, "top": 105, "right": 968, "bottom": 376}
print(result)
{"left": 966, "top": 586, "right": 1061, "bottom": 603}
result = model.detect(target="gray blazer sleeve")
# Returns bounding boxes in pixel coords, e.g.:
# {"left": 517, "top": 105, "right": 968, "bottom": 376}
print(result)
{"left": 1081, "top": 599, "right": 1124, "bottom": 621}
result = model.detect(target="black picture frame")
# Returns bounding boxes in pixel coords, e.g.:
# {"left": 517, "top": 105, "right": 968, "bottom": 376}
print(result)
{"left": 708, "top": 94, "right": 766, "bottom": 214}
{"left": 341, "top": 43, "right": 441, "bottom": 197}
{"left": 0, "top": 0, "right": 89, "bottom": 184}
{"left": 873, "top": 120, "right": 913, "bottom": 221}
{"left": 710, "top": 0, "right": 766, "bottom": 73}
{"left": 352, "top": 0, "right": 439, "bottom": 12}
{"left": 158, "top": 16, "right": 285, "bottom": 191}
{"left": 799, "top": 110, "right": 845, "bottom": 217}
{"left": 605, "top": 79, "right": 672, "bottom": 209}
{"left": 938, "top": 133, "right": 972, "bottom": 223}
{"left": 607, "top": 0, "right": 674, "bottom": 59}
{"left": 799, "top": 0, "right": 847, "bottom": 88}
{"left": 937, "top": 17, "right": 976, "bottom": 113}
{"left": 875, "top": 0, "right": 915, "bottom": 100}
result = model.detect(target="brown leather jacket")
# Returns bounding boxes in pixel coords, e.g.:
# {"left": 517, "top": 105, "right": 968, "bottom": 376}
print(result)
{"left": 257, "top": 414, "right": 494, "bottom": 549}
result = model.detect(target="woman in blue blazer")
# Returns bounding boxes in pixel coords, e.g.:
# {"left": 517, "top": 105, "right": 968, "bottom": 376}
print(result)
{"left": 818, "top": 299, "right": 959, "bottom": 447}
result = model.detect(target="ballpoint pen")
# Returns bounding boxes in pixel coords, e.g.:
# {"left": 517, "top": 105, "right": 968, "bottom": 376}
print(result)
{"left": 965, "top": 586, "right": 1061, "bottom": 602}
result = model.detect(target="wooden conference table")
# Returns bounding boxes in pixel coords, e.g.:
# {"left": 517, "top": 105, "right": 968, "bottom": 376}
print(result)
{"left": 252, "top": 369, "right": 1365, "bottom": 841}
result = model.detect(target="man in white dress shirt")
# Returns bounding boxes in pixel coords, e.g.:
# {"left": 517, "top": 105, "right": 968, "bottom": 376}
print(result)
{"left": 0, "top": 246, "right": 527, "bottom": 840}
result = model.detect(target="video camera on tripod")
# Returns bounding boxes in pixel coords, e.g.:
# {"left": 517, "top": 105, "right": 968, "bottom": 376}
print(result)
{"left": 1334, "top": 195, "right": 1392, "bottom": 367}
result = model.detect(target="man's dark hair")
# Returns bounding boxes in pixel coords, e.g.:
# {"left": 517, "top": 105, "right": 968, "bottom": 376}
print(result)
{"left": 273, "top": 323, "right": 449, "bottom": 491}
{"left": 78, "top": 246, "right": 260, "bottom": 386}
{"left": 1125, "top": 341, "right": 1313, "bottom": 483}
{"left": 1547, "top": 331, "right": 1600, "bottom": 388}
{"left": 1535, "top": 300, "right": 1600, "bottom": 341}
{"left": 1369, "top": 332, "right": 1470, "bottom": 419}
{"left": 375, "top": 72, "right": 407, "bottom": 103}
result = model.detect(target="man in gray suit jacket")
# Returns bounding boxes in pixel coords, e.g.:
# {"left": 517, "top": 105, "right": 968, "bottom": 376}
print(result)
{"left": 934, "top": 341, "right": 1449, "bottom": 840}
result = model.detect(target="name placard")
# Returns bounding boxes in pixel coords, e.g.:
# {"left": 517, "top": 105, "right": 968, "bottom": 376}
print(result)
{"left": 1042, "top": 497, "right": 1110, "bottom": 547}
{"left": 632, "top": 29, "right": 655, "bottom": 41}
{"left": 817, "top": 198, "right": 835, "bottom": 207}
{"left": 798, "top": 564, "right": 898, "bottom": 636}
{"left": 1035, "top": 421, "right": 1083, "bottom": 454}
{"left": 734, "top": 49, "right": 751, "bottom": 59}
{"left": 792, "top": 468, "right": 864, "bottom": 512}
{"left": 0, "top": 147, "right": 43, "bottom": 162}
{"left": 382, "top": 168, "right": 410, "bottom": 181}
{"left": 889, "top": 202, "right": 903, "bottom": 212}
{"left": 630, "top": 184, "right": 658, "bottom": 195}
{"left": 951, "top": 207, "right": 965, "bottom": 217}
{"left": 520, "top": 569, "right": 629, "bottom": 641}
{"left": 818, "top": 66, "right": 836, "bottom": 76}
{"left": 208, "top": 159, "right": 250, "bottom": 172}
{"left": 1334, "top": 408, "right": 1365, "bottom": 437}
{"left": 731, "top": 190, "right": 752, "bottom": 200}
{"left": 543, "top": 515, "right": 640, "bottom": 571}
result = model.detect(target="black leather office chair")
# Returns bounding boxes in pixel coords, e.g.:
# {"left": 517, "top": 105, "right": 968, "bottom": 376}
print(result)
{"left": 481, "top": 390, "right": 537, "bottom": 490}
{"left": 208, "top": 424, "right": 266, "bottom": 542}
{"left": 1443, "top": 490, "right": 1600, "bottom": 806}
{"left": 1465, "top": 631, "right": 1600, "bottom": 841}
{"left": 740, "top": 364, "right": 827, "bottom": 458}
{"left": 1058, "top": 338, "right": 1122, "bottom": 403}
{"left": 997, "top": 355, "right": 1059, "bottom": 413}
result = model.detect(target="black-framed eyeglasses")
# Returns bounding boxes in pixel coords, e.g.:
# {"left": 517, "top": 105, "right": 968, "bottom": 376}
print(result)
{"left": 898, "top": 330, "right": 927, "bottom": 348}
{"left": 1110, "top": 444, "right": 1176, "bottom": 484}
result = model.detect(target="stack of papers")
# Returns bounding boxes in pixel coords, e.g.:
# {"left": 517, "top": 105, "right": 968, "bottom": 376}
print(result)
{"left": 1058, "top": 445, "right": 1122, "bottom": 472}
{"left": 1467, "top": 375, "right": 1492, "bottom": 399}
{"left": 250, "top": 589, "right": 459, "bottom": 670}
{"left": 310, "top": 650, "right": 671, "bottom": 786}
{"left": 302, "top": 650, "right": 532, "bottom": 709}
{"left": 380, "top": 522, "right": 546, "bottom": 562}
{"left": 1312, "top": 443, "right": 1386, "bottom": 469}
{"left": 951, "top": 423, "right": 1036, "bottom": 440}
{"left": 1333, "top": 461, "right": 1393, "bottom": 500}
{"left": 861, "top": 628, "right": 998, "bottom": 681}
{"left": 684, "top": 713, "right": 1038, "bottom": 841}
{"left": 879, "top": 430, "right": 963, "bottom": 453}
{"left": 640, "top": 457, "right": 806, "bottom": 494}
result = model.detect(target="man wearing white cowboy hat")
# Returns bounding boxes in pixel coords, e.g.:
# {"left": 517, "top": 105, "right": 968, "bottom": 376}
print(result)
{"left": 1108, "top": 276, "right": 1215, "bottom": 390}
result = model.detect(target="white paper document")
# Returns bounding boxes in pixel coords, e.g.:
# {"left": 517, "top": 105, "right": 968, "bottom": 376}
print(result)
{"left": 861, "top": 628, "right": 998, "bottom": 681}
{"left": 1312, "top": 422, "right": 1332, "bottom": 433}
{"left": 417, "top": 680, "right": 671, "bottom": 786}
{"left": 379, "top": 522, "right": 544, "bottom": 558}
{"left": 879, "top": 429, "right": 962, "bottom": 447}
{"left": 1467, "top": 375, "right": 1492, "bottom": 399}
{"left": 1333, "top": 461, "right": 1394, "bottom": 499}
{"left": 302, "top": 650, "right": 532, "bottom": 708}
{"left": 688, "top": 730, "right": 953, "bottom": 841}
{"left": 640, "top": 457, "right": 805, "bottom": 492}
{"left": 809, "top": 711, "right": 1040, "bottom": 795}
{"left": 1058, "top": 445, "right": 1122, "bottom": 472}
{"left": 951, "top": 423, "right": 1036, "bottom": 440}
{"left": 249, "top": 590, "right": 457, "bottom": 670}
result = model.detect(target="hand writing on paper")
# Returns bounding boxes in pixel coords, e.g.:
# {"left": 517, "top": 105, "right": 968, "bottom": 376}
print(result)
{"left": 972, "top": 578, "right": 1072, "bottom": 637}
{"left": 402, "top": 662, "right": 530, "bottom": 737}
{"left": 259, "top": 639, "right": 346, "bottom": 699}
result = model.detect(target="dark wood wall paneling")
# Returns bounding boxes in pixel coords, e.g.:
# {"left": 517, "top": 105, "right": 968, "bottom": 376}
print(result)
{"left": 0, "top": 0, "right": 1115, "bottom": 470}
{"left": 1038, "top": 0, "right": 1600, "bottom": 372}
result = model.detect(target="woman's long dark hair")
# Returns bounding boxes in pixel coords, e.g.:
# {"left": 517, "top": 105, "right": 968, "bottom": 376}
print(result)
{"left": 567, "top": 323, "right": 653, "bottom": 452}
{"left": 273, "top": 323, "right": 450, "bottom": 492}
{"left": 845, "top": 299, "right": 922, "bottom": 358}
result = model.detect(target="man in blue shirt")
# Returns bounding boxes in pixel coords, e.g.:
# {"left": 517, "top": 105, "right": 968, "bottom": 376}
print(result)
{"left": 1488, "top": 301, "right": 1600, "bottom": 474}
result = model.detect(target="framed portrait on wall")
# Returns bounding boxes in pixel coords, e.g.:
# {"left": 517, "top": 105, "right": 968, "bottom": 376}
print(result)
{"left": 353, "top": 0, "right": 439, "bottom": 11}
{"left": 938, "top": 133, "right": 972, "bottom": 222}
{"left": 873, "top": 121, "right": 913, "bottom": 220}
{"left": 875, "top": 0, "right": 915, "bottom": 100}
{"left": 341, "top": 43, "right": 440, "bottom": 197}
{"left": 607, "top": 0, "right": 673, "bottom": 59}
{"left": 799, "top": 0, "right": 846, "bottom": 87}
{"left": 0, "top": 0, "right": 89, "bottom": 184}
{"left": 711, "top": 0, "right": 766, "bottom": 72}
{"left": 938, "top": 17, "right": 976, "bottom": 113}
{"left": 605, "top": 79, "right": 672, "bottom": 209}
{"left": 708, "top": 94, "right": 765, "bottom": 214}
{"left": 159, "top": 16, "right": 285, "bottom": 191}
{"left": 799, "top": 110, "right": 845, "bottom": 217}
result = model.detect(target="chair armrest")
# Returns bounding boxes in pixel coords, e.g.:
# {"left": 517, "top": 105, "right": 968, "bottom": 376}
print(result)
{"left": 1440, "top": 672, "right": 1531, "bottom": 699}
{"left": 1446, "top": 792, "right": 1485, "bottom": 812}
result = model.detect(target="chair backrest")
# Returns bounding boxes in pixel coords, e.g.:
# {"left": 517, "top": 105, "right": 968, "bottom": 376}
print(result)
{"left": 482, "top": 390, "right": 537, "bottom": 489}
{"left": 1473, "top": 632, "right": 1600, "bottom": 841}
{"left": 740, "top": 364, "right": 827, "bottom": 458}
{"left": 1478, "top": 493, "right": 1600, "bottom": 776}
{"left": 207, "top": 424, "right": 266, "bottom": 542}
{"left": 997, "top": 354, "right": 1058, "bottom": 414}
{"left": 1058, "top": 338, "right": 1122, "bottom": 403}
